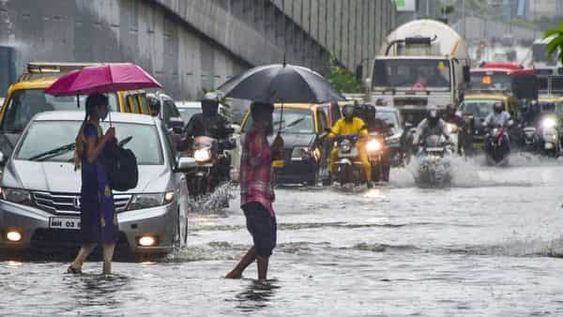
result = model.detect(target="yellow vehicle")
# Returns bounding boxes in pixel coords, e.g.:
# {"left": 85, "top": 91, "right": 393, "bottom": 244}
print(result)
{"left": 240, "top": 103, "right": 331, "bottom": 185}
{"left": 459, "top": 92, "right": 522, "bottom": 150}
{"left": 0, "top": 63, "right": 150, "bottom": 158}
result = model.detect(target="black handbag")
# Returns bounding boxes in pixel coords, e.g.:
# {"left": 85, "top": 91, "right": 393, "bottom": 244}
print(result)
{"left": 104, "top": 140, "right": 139, "bottom": 192}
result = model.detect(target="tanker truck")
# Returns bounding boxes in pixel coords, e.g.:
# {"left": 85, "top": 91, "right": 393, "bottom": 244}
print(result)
{"left": 368, "top": 19, "right": 471, "bottom": 124}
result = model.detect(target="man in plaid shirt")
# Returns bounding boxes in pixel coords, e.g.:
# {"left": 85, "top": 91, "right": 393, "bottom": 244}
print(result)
{"left": 226, "top": 102, "right": 283, "bottom": 282}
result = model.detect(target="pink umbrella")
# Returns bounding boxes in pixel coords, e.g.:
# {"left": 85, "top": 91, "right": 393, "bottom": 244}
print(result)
{"left": 45, "top": 63, "right": 161, "bottom": 96}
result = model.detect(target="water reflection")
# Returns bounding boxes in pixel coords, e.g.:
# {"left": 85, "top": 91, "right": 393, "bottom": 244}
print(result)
{"left": 232, "top": 279, "right": 280, "bottom": 313}
{"left": 63, "top": 273, "right": 131, "bottom": 311}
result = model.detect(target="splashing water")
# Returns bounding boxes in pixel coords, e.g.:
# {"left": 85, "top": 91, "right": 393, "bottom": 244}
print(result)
{"left": 188, "top": 182, "right": 236, "bottom": 214}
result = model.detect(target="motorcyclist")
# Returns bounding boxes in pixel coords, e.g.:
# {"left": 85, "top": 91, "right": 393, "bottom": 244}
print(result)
{"left": 443, "top": 104, "right": 467, "bottom": 154}
{"left": 185, "top": 92, "right": 231, "bottom": 141}
{"left": 484, "top": 101, "right": 511, "bottom": 155}
{"left": 328, "top": 104, "right": 372, "bottom": 186}
{"left": 184, "top": 92, "right": 233, "bottom": 184}
{"left": 522, "top": 100, "right": 540, "bottom": 127}
{"left": 414, "top": 107, "right": 450, "bottom": 148}
{"left": 484, "top": 101, "right": 511, "bottom": 129}
{"left": 358, "top": 104, "right": 392, "bottom": 181}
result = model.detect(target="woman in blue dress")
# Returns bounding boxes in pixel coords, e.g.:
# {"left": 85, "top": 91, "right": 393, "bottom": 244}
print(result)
{"left": 67, "top": 93, "right": 117, "bottom": 274}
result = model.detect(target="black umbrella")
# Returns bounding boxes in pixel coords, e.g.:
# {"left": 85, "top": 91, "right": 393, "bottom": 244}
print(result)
{"left": 218, "top": 63, "right": 344, "bottom": 104}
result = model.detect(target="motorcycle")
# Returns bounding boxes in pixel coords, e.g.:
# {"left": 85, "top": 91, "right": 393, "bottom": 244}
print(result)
{"left": 366, "top": 133, "right": 390, "bottom": 182}
{"left": 415, "top": 135, "right": 453, "bottom": 187}
{"left": 539, "top": 116, "right": 561, "bottom": 157}
{"left": 333, "top": 134, "right": 366, "bottom": 186}
{"left": 521, "top": 125, "right": 539, "bottom": 153}
{"left": 186, "top": 136, "right": 235, "bottom": 198}
{"left": 484, "top": 124, "right": 510, "bottom": 165}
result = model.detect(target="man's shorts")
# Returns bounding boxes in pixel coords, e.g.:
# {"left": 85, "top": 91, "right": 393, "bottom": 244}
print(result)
{"left": 242, "top": 202, "right": 277, "bottom": 257}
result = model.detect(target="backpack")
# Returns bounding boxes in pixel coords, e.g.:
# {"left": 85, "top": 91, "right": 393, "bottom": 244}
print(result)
{"left": 104, "top": 143, "right": 139, "bottom": 192}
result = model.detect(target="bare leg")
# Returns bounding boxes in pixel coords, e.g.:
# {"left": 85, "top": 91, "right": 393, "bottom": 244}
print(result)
{"left": 225, "top": 246, "right": 256, "bottom": 279}
{"left": 102, "top": 244, "right": 116, "bottom": 274}
{"left": 257, "top": 255, "right": 269, "bottom": 282}
{"left": 70, "top": 243, "right": 97, "bottom": 271}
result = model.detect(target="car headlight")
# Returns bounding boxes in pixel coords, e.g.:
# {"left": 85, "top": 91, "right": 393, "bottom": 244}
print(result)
{"left": 128, "top": 192, "right": 175, "bottom": 211}
{"left": 366, "top": 139, "right": 382, "bottom": 152}
{"left": 542, "top": 117, "right": 558, "bottom": 129}
{"left": 1, "top": 188, "right": 32, "bottom": 206}
{"left": 194, "top": 148, "right": 211, "bottom": 163}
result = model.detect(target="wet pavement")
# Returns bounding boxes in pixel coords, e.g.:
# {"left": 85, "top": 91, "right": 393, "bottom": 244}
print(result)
{"left": 2, "top": 155, "right": 563, "bottom": 316}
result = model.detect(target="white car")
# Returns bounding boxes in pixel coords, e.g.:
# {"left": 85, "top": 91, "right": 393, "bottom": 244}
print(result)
{"left": 0, "top": 111, "right": 191, "bottom": 255}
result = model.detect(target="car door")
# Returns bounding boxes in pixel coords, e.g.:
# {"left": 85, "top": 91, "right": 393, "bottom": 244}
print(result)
{"left": 159, "top": 121, "right": 188, "bottom": 245}
{"left": 316, "top": 109, "right": 331, "bottom": 172}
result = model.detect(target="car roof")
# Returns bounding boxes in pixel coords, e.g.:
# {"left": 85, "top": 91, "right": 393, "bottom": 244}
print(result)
{"left": 273, "top": 103, "right": 320, "bottom": 110}
{"left": 464, "top": 94, "right": 509, "bottom": 101}
{"left": 32, "top": 111, "right": 157, "bottom": 124}
{"left": 175, "top": 101, "right": 201, "bottom": 108}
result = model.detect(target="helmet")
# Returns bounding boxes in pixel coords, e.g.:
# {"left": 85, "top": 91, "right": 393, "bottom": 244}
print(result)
{"left": 427, "top": 107, "right": 439, "bottom": 125}
{"left": 201, "top": 92, "right": 219, "bottom": 117}
{"left": 342, "top": 104, "right": 354, "bottom": 121}
{"left": 493, "top": 102, "right": 504, "bottom": 114}
{"left": 146, "top": 93, "right": 161, "bottom": 117}
{"left": 366, "top": 104, "right": 376, "bottom": 117}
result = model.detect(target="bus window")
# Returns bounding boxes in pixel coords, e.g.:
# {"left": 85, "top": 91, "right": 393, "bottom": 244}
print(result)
{"left": 138, "top": 94, "right": 149, "bottom": 114}
{"left": 127, "top": 95, "right": 141, "bottom": 113}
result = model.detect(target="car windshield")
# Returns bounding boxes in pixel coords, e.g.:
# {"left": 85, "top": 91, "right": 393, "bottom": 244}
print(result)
{"left": 373, "top": 59, "right": 451, "bottom": 90}
{"left": 1, "top": 89, "right": 119, "bottom": 133}
{"left": 243, "top": 109, "right": 315, "bottom": 134}
{"left": 16, "top": 121, "right": 163, "bottom": 165}
{"left": 178, "top": 107, "right": 201, "bottom": 124}
{"left": 460, "top": 100, "right": 498, "bottom": 118}
{"left": 376, "top": 111, "right": 399, "bottom": 127}
{"left": 470, "top": 72, "right": 512, "bottom": 91}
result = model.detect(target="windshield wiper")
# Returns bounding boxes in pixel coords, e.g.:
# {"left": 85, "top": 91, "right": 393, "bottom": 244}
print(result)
{"left": 28, "top": 142, "right": 75, "bottom": 162}
{"left": 279, "top": 118, "right": 305, "bottom": 132}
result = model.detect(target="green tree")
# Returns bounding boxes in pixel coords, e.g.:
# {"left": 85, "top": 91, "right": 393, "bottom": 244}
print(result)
{"left": 326, "top": 58, "right": 364, "bottom": 94}
{"left": 545, "top": 22, "right": 563, "bottom": 64}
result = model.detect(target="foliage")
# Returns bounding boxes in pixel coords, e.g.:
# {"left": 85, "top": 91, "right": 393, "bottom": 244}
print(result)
{"left": 326, "top": 58, "right": 364, "bottom": 94}
{"left": 545, "top": 22, "right": 563, "bottom": 64}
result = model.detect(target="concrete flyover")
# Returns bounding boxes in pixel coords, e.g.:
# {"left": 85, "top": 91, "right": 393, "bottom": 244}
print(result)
{"left": 0, "top": 0, "right": 397, "bottom": 100}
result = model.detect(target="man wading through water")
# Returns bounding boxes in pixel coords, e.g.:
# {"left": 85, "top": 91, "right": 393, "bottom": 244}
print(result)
{"left": 226, "top": 102, "right": 283, "bottom": 281}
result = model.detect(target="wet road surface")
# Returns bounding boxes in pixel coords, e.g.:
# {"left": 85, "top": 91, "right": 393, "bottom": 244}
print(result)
{"left": 2, "top": 155, "right": 563, "bottom": 316}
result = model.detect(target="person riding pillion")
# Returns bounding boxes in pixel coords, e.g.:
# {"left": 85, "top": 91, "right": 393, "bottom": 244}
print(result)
{"left": 414, "top": 107, "right": 451, "bottom": 146}
{"left": 328, "top": 104, "right": 372, "bottom": 183}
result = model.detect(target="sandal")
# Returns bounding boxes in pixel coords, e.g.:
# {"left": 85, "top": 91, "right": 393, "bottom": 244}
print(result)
{"left": 66, "top": 265, "right": 82, "bottom": 274}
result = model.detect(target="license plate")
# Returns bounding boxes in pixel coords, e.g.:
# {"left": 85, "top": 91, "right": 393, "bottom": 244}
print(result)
{"left": 49, "top": 217, "right": 80, "bottom": 230}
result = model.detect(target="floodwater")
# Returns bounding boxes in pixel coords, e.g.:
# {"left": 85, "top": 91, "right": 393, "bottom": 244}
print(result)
{"left": 2, "top": 155, "right": 563, "bottom": 316}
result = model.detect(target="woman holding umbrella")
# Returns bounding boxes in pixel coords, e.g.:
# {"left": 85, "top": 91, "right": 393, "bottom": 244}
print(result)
{"left": 67, "top": 93, "right": 117, "bottom": 274}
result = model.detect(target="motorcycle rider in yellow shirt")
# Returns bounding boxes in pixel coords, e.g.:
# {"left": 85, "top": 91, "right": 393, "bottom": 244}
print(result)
{"left": 328, "top": 104, "right": 372, "bottom": 187}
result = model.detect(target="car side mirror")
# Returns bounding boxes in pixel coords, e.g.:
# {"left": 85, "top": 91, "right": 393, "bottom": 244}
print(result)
{"left": 169, "top": 117, "right": 185, "bottom": 134}
{"left": 388, "top": 123, "right": 395, "bottom": 129}
{"left": 176, "top": 156, "right": 197, "bottom": 171}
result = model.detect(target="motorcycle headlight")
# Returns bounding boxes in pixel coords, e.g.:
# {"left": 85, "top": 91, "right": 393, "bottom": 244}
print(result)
{"left": 446, "top": 123, "right": 458, "bottom": 133}
{"left": 194, "top": 148, "right": 211, "bottom": 163}
{"left": 128, "top": 192, "right": 175, "bottom": 211}
{"left": 542, "top": 117, "right": 558, "bottom": 129}
{"left": 366, "top": 139, "right": 382, "bottom": 152}
{"left": 0, "top": 188, "right": 32, "bottom": 206}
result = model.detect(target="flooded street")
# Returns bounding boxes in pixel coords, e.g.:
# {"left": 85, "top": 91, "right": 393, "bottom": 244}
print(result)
{"left": 1, "top": 156, "right": 562, "bottom": 316}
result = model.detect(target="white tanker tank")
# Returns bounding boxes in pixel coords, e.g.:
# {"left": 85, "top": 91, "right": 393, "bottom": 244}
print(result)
{"left": 368, "top": 19, "right": 471, "bottom": 124}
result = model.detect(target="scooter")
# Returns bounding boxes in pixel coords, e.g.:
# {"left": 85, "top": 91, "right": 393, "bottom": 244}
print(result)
{"left": 539, "top": 116, "right": 561, "bottom": 157}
